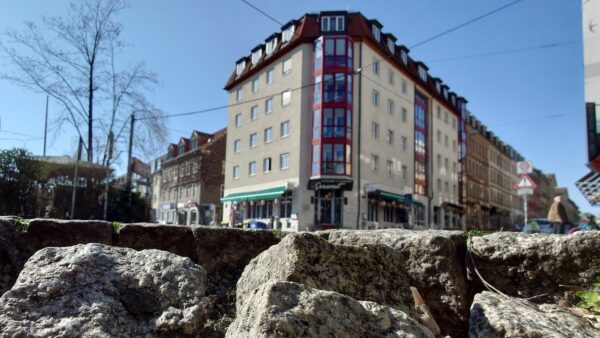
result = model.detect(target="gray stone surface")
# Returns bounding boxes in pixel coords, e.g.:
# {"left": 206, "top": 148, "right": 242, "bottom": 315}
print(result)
{"left": 324, "top": 229, "right": 468, "bottom": 337}
{"left": 0, "top": 218, "right": 28, "bottom": 296}
{"left": 468, "top": 232, "right": 600, "bottom": 302}
{"left": 26, "top": 218, "right": 113, "bottom": 250}
{"left": 0, "top": 243, "right": 208, "bottom": 337}
{"left": 227, "top": 281, "right": 435, "bottom": 338}
{"left": 118, "top": 223, "right": 197, "bottom": 261}
{"left": 236, "top": 233, "right": 415, "bottom": 316}
{"left": 469, "top": 291, "right": 599, "bottom": 338}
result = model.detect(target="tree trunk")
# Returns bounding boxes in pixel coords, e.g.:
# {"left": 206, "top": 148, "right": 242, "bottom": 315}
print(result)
{"left": 88, "top": 65, "right": 94, "bottom": 163}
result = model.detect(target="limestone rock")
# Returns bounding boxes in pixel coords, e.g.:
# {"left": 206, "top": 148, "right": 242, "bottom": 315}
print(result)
{"left": 236, "top": 233, "right": 415, "bottom": 316}
{"left": 469, "top": 291, "right": 599, "bottom": 337}
{"left": 118, "top": 223, "right": 197, "bottom": 261}
{"left": 26, "top": 218, "right": 113, "bottom": 251}
{"left": 468, "top": 232, "right": 600, "bottom": 302}
{"left": 0, "top": 218, "right": 28, "bottom": 296}
{"left": 0, "top": 243, "right": 208, "bottom": 337}
{"left": 324, "top": 229, "right": 468, "bottom": 337}
{"left": 226, "top": 281, "right": 435, "bottom": 338}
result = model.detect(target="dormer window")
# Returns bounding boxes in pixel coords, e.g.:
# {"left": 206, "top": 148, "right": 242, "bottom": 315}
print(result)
{"left": 282, "top": 25, "right": 295, "bottom": 43}
{"left": 372, "top": 25, "right": 380, "bottom": 42}
{"left": 387, "top": 39, "right": 395, "bottom": 54}
{"left": 266, "top": 37, "right": 277, "bottom": 55}
{"left": 251, "top": 49, "right": 262, "bottom": 65}
{"left": 191, "top": 138, "right": 198, "bottom": 149}
{"left": 400, "top": 50, "right": 408, "bottom": 65}
{"left": 435, "top": 80, "right": 441, "bottom": 93}
{"left": 235, "top": 60, "right": 246, "bottom": 76}
{"left": 178, "top": 143, "right": 185, "bottom": 156}
{"left": 418, "top": 65, "right": 427, "bottom": 82}
{"left": 443, "top": 87, "right": 448, "bottom": 99}
{"left": 321, "top": 16, "right": 345, "bottom": 32}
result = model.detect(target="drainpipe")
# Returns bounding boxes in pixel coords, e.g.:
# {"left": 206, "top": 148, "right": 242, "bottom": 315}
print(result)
{"left": 355, "top": 43, "right": 363, "bottom": 230}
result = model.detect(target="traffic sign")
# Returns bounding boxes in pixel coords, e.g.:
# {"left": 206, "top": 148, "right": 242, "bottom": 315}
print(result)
{"left": 515, "top": 174, "right": 537, "bottom": 189}
{"left": 517, "top": 188, "right": 534, "bottom": 196}
{"left": 517, "top": 161, "right": 533, "bottom": 174}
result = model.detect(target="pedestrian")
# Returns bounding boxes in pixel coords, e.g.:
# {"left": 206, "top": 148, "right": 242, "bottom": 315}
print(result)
{"left": 547, "top": 195, "right": 569, "bottom": 234}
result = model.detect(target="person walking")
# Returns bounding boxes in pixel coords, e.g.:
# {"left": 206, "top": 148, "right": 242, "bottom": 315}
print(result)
{"left": 547, "top": 195, "right": 569, "bottom": 234}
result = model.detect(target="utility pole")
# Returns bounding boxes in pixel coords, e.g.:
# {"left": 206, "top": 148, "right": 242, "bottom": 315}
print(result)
{"left": 126, "top": 113, "right": 135, "bottom": 220}
{"left": 103, "top": 131, "right": 114, "bottom": 220}
{"left": 43, "top": 95, "right": 49, "bottom": 156}
{"left": 70, "top": 137, "right": 82, "bottom": 219}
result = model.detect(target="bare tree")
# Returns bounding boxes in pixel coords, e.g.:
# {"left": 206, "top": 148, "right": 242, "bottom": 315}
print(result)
{"left": 0, "top": 0, "right": 165, "bottom": 165}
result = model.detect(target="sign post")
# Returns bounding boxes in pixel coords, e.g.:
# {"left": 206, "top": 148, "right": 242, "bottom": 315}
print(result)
{"left": 515, "top": 170, "right": 537, "bottom": 227}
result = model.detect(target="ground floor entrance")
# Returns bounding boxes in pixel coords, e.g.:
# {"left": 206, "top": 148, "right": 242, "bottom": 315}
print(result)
{"left": 315, "top": 189, "right": 343, "bottom": 229}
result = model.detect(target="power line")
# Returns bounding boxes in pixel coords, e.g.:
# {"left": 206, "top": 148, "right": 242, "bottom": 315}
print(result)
{"left": 427, "top": 39, "right": 583, "bottom": 63}
{"left": 410, "top": 0, "right": 526, "bottom": 49}
{"left": 240, "top": 0, "right": 284, "bottom": 26}
{"left": 0, "top": 129, "right": 41, "bottom": 138}
{"left": 402, "top": 0, "right": 439, "bottom": 31}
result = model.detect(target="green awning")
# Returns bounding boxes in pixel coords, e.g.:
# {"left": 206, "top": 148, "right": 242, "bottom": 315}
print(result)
{"left": 221, "top": 186, "right": 286, "bottom": 203}
{"left": 369, "top": 189, "right": 412, "bottom": 206}
{"left": 378, "top": 190, "right": 409, "bottom": 203}
{"left": 412, "top": 200, "right": 423, "bottom": 207}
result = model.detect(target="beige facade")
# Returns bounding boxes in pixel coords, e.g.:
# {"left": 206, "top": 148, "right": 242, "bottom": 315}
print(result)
{"left": 222, "top": 12, "right": 467, "bottom": 231}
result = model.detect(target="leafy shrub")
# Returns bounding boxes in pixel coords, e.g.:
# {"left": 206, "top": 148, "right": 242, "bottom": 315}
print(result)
{"left": 576, "top": 276, "right": 600, "bottom": 313}
{"left": 111, "top": 221, "right": 122, "bottom": 233}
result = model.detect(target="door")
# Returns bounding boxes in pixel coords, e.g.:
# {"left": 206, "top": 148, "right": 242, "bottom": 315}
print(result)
{"left": 315, "top": 190, "right": 343, "bottom": 229}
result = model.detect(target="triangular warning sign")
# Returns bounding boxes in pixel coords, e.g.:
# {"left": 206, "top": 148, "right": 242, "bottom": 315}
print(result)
{"left": 515, "top": 174, "right": 537, "bottom": 189}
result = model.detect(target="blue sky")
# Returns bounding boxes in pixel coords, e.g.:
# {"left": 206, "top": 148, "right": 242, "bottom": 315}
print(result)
{"left": 0, "top": 0, "right": 591, "bottom": 212}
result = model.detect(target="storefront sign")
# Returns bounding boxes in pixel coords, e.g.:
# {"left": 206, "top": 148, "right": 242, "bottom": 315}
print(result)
{"left": 308, "top": 179, "right": 353, "bottom": 191}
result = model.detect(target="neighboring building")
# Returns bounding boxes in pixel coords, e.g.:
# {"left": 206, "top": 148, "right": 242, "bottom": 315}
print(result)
{"left": 464, "top": 113, "right": 524, "bottom": 230}
{"left": 465, "top": 114, "right": 491, "bottom": 230}
{"left": 149, "top": 154, "right": 166, "bottom": 221}
{"left": 221, "top": 11, "right": 467, "bottom": 231}
{"left": 528, "top": 169, "right": 555, "bottom": 219}
{"left": 579, "top": 1, "right": 600, "bottom": 203}
{"left": 115, "top": 157, "right": 152, "bottom": 200}
{"left": 158, "top": 129, "right": 226, "bottom": 226}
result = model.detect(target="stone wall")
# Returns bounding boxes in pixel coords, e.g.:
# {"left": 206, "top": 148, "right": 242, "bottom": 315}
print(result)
{"left": 1, "top": 217, "right": 599, "bottom": 337}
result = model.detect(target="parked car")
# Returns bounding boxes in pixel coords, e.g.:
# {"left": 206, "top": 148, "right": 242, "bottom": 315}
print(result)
{"left": 523, "top": 218, "right": 553, "bottom": 234}
{"left": 248, "top": 219, "right": 268, "bottom": 230}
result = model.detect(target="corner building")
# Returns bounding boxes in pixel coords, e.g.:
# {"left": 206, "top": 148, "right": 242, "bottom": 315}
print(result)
{"left": 222, "top": 12, "right": 467, "bottom": 231}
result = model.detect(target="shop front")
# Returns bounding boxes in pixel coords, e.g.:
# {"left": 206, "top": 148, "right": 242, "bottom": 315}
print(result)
{"left": 221, "top": 186, "right": 294, "bottom": 229}
{"left": 308, "top": 179, "right": 353, "bottom": 230}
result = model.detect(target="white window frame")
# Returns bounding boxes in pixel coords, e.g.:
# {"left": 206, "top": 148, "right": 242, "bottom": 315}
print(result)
{"left": 263, "top": 157, "right": 272, "bottom": 173}
{"left": 235, "top": 61, "right": 246, "bottom": 76}
{"left": 387, "top": 160, "right": 394, "bottom": 177}
{"left": 251, "top": 49, "right": 262, "bottom": 65}
{"left": 371, "top": 121, "right": 379, "bottom": 139}
{"left": 282, "top": 89, "right": 291, "bottom": 106}
{"left": 418, "top": 65, "right": 427, "bottom": 81}
{"left": 251, "top": 105, "right": 259, "bottom": 120}
{"left": 265, "top": 97, "right": 273, "bottom": 113}
{"left": 282, "top": 58, "right": 292, "bottom": 75}
{"left": 280, "top": 153, "right": 290, "bottom": 170}
{"left": 321, "top": 16, "right": 345, "bottom": 32}
{"left": 250, "top": 133, "right": 258, "bottom": 148}
{"left": 388, "top": 70, "right": 394, "bottom": 86}
{"left": 266, "top": 69, "right": 274, "bottom": 84}
{"left": 386, "top": 129, "right": 394, "bottom": 145}
{"left": 236, "top": 88, "right": 243, "bottom": 102}
{"left": 372, "top": 90, "right": 379, "bottom": 107}
{"left": 387, "top": 99, "right": 394, "bottom": 115}
{"left": 400, "top": 50, "right": 408, "bottom": 65}
{"left": 280, "top": 120, "right": 290, "bottom": 137}
{"left": 235, "top": 113, "right": 242, "bottom": 127}
{"left": 249, "top": 161, "right": 257, "bottom": 176}
{"left": 264, "top": 127, "right": 273, "bottom": 143}
{"left": 251, "top": 78, "right": 259, "bottom": 92}
{"left": 282, "top": 25, "right": 295, "bottom": 43}
{"left": 372, "top": 25, "right": 380, "bottom": 42}
{"left": 387, "top": 39, "right": 395, "bottom": 54}
{"left": 233, "top": 139, "right": 241, "bottom": 153}
{"left": 266, "top": 38, "right": 277, "bottom": 55}
{"left": 372, "top": 57, "right": 379, "bottom": 75}
{"left": 233, "top": 165, "right": 240, "bottom": 179}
